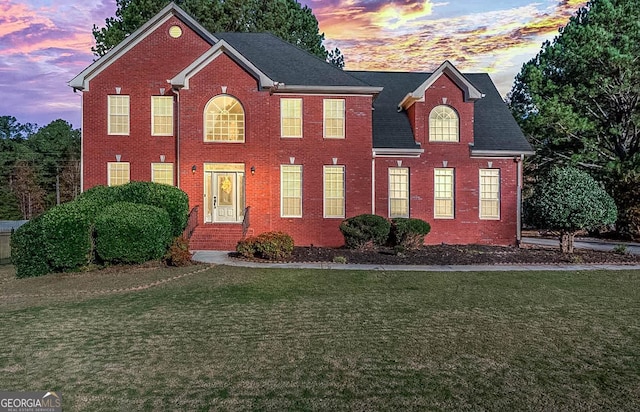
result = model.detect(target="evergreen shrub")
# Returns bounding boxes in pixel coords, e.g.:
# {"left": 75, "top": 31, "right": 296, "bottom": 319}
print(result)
{"left": 95, "top": 202, "right": 172, "bottom": 264}
{"left": 391, "top": 218, "right": 431, "bottom": 249}
{"left": 116, "top": 181, "right": 189, "bottom": 236}
{"left": 11, "top": 216, "right": 50, "bottom": 278}
{"left": 339, "top": 214, "right": 391, "bottom": 249}
{"left": 40, "top": 202, "right": 93, "bottom": 271}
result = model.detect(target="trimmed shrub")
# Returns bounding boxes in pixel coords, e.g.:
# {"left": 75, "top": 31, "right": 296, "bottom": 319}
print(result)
{"left": 255, "top": 232, "right": 294, "bottom": 260}
{"left": 40, "top": 202, "right": 94, "bottom": 271}
{"left": 391, "top": 218, "right": 431, "bottom": 249}
{"left": 236, "top": 237, "right": 258, "bottom": 258}
{"left": 163, "top": 236, "right": 193, "bottom": 267}
{"left": 11, "top": 216, "right": 50, "bottom": 278}
{"left": 77, "top": 182, "right": 190, "bottom": 237}
{"left": 339, "top": 214, "right": 391, "bottom": 249}
{"left": 236, "top": 232, "right": 294, "bottom": 260}
{"left": 116, "top": 182, "right": 189, "bottom": 236}
{"left": 95, "top": 202, "right": 172, "bottom": 264}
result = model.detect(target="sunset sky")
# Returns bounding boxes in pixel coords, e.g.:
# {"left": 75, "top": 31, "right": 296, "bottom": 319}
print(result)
{"left": 0, "top": 0, "right": 587, "bottom": 129}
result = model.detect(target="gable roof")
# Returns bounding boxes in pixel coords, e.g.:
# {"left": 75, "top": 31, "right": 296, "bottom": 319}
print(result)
{"left": 171, "top": 39, "right": 275, "bottom": 89}
{"left": 398, "top": 61, "right": 483, "bottom": 110}
{"left": 69, "top": 2, "right": 216, "bottom": 91}
{"left": 349, "top": 70, "right": 534, "bottom": 155}
{"left": 214, "top": 32, "right": 381, "bottom": 94}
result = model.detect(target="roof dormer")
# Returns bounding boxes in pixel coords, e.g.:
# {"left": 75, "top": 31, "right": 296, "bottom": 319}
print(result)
{"left": 398, "top": 61, "right": 484, "bottom": 111}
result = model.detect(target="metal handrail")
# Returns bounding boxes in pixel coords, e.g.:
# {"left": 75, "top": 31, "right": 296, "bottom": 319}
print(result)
{"left": 183, "top": 205, "right": 199, "bottom": 239}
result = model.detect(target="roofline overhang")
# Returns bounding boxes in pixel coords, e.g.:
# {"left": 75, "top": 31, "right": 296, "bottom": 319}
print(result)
{"left": 398, "top": 60, "right": 484, "bottom": 110}
{"left": 171, "top": 40, "right": 274, "bottom": 89}
{"left": 470, "top": 149, "right": 536, "bottom": 157}
{"left": 69, "top": 2, "right": 217, "bottom": 91}
{"left": 271, "top": 85, "right": 383, "bottom": 95}
{"left": 373, "top": 147, "right": 424, "bottom": 158}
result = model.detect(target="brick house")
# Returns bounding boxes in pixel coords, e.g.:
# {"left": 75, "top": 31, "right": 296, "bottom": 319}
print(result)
{"left": 70, "top": 3, "right": 534, "bottom": 250}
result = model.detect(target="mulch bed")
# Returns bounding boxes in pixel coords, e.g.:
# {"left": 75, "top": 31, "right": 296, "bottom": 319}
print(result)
{"left": 231, "top": 244, "right": 640, "bottom": 266}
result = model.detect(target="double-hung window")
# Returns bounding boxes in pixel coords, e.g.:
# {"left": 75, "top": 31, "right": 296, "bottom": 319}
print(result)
{"left": 281, "top": 165, "right": 302, "bottom": 217}
{"left": 107, "top": 162, "right": 130, "bottom": 186}
{"left": 323, "top": 99, "right": 345, "bottom": 139}
{"left": 323, "top": 165, "right": 345, "bottom": 218}
{"left": 152, "top": 96, "right": 173, "bottom": 136}
{"left": 151, "top": 163, "right": 174, "bottom": 186}
{"left": 434, "top": 168, "right": 454, "bottom": 218}
{"left": 389, "top": 167, "right": 409, "bottom": 218}
{"left": 108, "top": 95, "right": 130, "bottom": 135}
{"left": 281, "top": 98, "right": 302, "bottom": 138}
{"left": 479, "top": 169, "right": 500, "bottom": 219}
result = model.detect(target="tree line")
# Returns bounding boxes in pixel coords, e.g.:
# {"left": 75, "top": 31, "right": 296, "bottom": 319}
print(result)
{"left": 0, "top": 116, "right": 80, "bottom": 220}
{"left": 508, "top": 0, "right": 639, "bottom": 239}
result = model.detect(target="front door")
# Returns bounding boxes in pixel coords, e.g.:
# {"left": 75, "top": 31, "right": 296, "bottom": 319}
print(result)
{"left": 210, "top": 171, "right": 245, "bottom": 223}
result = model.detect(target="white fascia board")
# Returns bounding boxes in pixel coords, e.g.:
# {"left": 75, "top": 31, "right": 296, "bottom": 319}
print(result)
{"left": 373, "top": 148, "right": 424, "bottom": 158}
{"left": 274, "top": 85, "right": 383, "bottom": 95}
{"left": 68, "top": 2, "right": 217, "bottom": 91}
{"left": 470, "top": 149, "right": 536, "bottom": 157}
{"left": 171, "top": 40, "right": 274, "bottom": 89}
{"left": 398, "top": 60, "right": 483, "bottom": 110}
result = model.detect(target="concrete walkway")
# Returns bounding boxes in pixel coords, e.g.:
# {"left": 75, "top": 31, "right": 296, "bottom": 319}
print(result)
{"left": 193, "top": 238, "right": 640, "bottom": 272}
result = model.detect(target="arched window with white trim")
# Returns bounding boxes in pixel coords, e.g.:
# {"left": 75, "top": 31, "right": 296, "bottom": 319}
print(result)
{"left": 204, "top": 95, "right": 245, "bottom": 142}
{"left": 429, "top": 105, "right": 459, "bottom": 142}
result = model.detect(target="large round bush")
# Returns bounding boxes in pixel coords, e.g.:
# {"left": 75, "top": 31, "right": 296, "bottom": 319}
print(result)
{"left": 116, "top": 181, "right": 189, "bottom": 236}
{"left": 40, "top": 202, "right": 94, "bottom": 271}
{"left": 339, "top": 214, "right": 391, "bottom": 249}
{"left": 11, "top": 216, "right": 50, "bottom": 278}
{"left": 95, "top": 202, "right": 172, "bottom": 264}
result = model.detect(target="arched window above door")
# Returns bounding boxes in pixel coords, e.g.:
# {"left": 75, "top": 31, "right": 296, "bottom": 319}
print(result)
{"left": 204, "top": 95, "right": 245, "bottom": 142}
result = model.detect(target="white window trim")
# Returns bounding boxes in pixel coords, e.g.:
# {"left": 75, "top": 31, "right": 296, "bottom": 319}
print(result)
{"left": 434, "top": 168, "right": 454, "bottom": 219}
{"left": 203, "top": 95, "right": 245, "bottom": 143}
{"left": 323, "top": 165, "right": 345, "bottom": 218}
{"left": 151, "top": 162, "right": 174, "bottom": 186}
{"left": 479, "top": 169, "right": 500, "bottom": 220}
{"left": 280, "top": 98, "right": 303, "bottom": 138}
{"left": 323, "top": 98, "right": 345, "bottom": 139}
{"left": 429, "top": 105, "right": 459, "bottom": 142}
{"left": 151, "top": 96, "right": 174, "bottom": 136}
{"left": 280, "top": 165, "right": 303, "bottom": 218}
{"left": 108, "top": 95, "right": 130, "bottom": 135}
{"left": 107, "top": 162, "right": 130, "bottom": 187}
{"left": 388, "top": 167, "right": 409, "bottom": 218}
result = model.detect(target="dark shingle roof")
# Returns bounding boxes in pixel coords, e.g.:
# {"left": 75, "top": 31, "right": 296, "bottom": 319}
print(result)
{"left": 349, "top": 71, "right": 533, "bottom": 153}
{"left": 348, "top": 71, "right": 426, "bottom": 149}
{"left": 464, "top": 73, "right": 534, "bottom": 153}
{"left": 215, "top": 32, "right": 370, "bottom": 87}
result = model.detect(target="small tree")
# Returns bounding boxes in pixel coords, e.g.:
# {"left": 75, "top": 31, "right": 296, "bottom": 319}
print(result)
{"left": 526, "top": 167, "right": 617, "bottom": 253}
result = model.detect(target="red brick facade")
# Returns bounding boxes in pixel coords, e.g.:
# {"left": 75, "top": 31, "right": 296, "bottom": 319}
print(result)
{"left": 76, "top": 8, "right": 526, "bottom": 250}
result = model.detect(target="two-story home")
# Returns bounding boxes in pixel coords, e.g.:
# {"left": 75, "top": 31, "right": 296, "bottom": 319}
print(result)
{"left": 70, "top": 2, "right": 533, "bottom": 250}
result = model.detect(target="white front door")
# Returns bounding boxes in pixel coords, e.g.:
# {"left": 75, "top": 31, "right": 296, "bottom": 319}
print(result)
{"left": 211, "top": 171, "right": 245, "bottom": 223}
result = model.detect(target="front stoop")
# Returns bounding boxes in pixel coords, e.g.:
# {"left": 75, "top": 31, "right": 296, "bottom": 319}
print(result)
{"left": 189, "top": 225, "right": 255, "bottom": 250}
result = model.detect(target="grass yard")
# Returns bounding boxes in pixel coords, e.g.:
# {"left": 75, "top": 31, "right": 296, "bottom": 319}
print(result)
{"left": 1, "top": 263, "right": 639, "bottom": 410}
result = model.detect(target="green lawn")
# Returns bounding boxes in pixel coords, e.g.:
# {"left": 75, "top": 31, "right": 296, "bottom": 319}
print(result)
{"left": 1, "top": 264, "right": 639, "bottom": 410}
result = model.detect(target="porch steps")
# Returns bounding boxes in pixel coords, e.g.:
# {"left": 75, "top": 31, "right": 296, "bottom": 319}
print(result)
{"left": 189, "top": 226, "right": 254, "bottom": 250}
